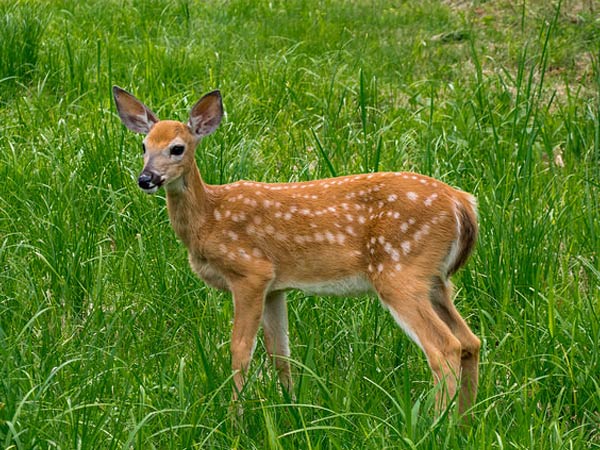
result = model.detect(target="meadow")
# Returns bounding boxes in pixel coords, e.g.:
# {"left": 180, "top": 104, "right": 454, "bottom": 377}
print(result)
{"left": 1, "top": 0, "right": 599, "bottom": 448}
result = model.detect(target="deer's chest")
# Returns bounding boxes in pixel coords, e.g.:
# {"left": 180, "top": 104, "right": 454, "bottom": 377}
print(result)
{"left": 188, "top": 252, "right": 230, "bottom": 291}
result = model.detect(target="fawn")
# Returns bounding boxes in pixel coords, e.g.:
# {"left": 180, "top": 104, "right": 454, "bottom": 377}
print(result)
{"left": 113, "top": 86, "right": 480, "bottom": 416}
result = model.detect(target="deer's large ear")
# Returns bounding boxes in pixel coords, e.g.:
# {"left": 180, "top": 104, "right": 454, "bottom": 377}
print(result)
{"left": 188, "top": 90, "right": 223, "bottom": 139}
{"left": 112, "top": 86, "right": 159, "bottom": 134}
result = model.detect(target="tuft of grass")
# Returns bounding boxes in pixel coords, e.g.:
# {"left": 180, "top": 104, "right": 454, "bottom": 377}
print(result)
{"left": 0, "top": 3, "right": 47, "bottom": 90}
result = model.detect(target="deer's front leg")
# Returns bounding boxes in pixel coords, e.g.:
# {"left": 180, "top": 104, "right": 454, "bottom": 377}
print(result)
{"left": 230, "top": 278, "right": 269, "bottom": 399}
{"left": 262, "top": 291, "right": 292, "bottom": 392}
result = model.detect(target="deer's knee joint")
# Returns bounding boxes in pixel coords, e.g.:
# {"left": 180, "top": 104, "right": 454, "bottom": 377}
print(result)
{"left": 461, "top": 335, "right": 480, "bottom": 359}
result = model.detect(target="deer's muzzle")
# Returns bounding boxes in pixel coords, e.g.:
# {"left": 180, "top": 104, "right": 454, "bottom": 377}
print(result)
{"left": 138, "top": 170, "right": 163, "bottom": 194}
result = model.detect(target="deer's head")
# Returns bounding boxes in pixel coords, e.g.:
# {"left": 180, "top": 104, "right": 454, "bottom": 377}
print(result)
{"left": 113, "top": 86, "right": 223, "bottom": 194}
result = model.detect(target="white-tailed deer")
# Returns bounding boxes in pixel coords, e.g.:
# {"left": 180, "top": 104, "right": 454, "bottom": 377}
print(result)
{"left": 113, "top": 86, "right": 480, "bottom": 416}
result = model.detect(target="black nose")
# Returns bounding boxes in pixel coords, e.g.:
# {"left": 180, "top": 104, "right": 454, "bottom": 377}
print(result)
{"left": 138, "top": 172, "right": 154, "bottom": 189}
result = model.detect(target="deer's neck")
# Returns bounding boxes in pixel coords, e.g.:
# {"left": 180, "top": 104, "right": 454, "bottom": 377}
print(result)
{"left": 165, "top": 165, "right": 212, "bottom": 249}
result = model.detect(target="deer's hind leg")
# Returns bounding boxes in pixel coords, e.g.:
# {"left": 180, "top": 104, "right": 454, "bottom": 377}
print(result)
{"left": 429, "top": 277, "right": 480, "bottom": 415}
{"left": 374, "top": 271, "right": 462, "bottom": 413}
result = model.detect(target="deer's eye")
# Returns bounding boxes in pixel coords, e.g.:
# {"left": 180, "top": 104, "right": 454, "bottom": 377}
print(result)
{"left": 170, "top": 145, "right": 185, "bottom": 156}
{"left": 142, "top": 143, "right": 146, "bottom": 154}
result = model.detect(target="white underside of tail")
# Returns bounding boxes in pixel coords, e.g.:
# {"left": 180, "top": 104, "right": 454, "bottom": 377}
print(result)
{"left": 440, "top": 194, "right": 477, "bottom": 280}
{"left": 439, "top": 201, "right": 463, "bottom": 280}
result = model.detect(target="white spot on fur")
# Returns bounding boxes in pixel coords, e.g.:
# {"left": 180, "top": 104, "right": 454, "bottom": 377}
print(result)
{"left": 406, "top": 192, "right": 418, "bottom": 201}
{"left": 214, "top": 210, "right": 222, "bottom": 221}
{"left": 388, "top": 194, "right": 398, "bottom": 202}
{"left": 414, "top": 224, "right": 431, "bottom": 242}
{"left": 424, "top": 193, "right": 438, "bottom": 207}
{"left": 401, "top": 241, "right": 411, "bottom": 255}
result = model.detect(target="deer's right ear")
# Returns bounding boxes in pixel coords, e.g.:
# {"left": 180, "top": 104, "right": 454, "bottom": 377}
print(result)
{"left": 112, "top": 86, "right": 159, "bottom": 134}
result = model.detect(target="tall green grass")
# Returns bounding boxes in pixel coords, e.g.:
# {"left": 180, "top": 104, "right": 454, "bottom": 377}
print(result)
{"left": 1, "top": 0, "right": 599, "bottom": 448}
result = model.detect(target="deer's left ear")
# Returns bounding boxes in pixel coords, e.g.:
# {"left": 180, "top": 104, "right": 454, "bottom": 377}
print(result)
{"left": 188, "top": 90, "right": 223, "bottom": 139}
{"left": 112, "top": 86, "right": 159, "bottom": 134}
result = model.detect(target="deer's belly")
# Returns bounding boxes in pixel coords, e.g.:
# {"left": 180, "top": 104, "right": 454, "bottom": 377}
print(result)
{"left": 275, "top": 275, "right": 374, "bottom": 296}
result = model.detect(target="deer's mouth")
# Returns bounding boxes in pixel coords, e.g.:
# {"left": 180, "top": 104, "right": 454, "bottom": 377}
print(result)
{"left": 138, "top": 171, "right": 164, "bottom": 194}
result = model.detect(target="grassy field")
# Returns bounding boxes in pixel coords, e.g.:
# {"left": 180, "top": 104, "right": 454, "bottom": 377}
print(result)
{"left": 1, "top": 0, "right": 599, "bottom": 448}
